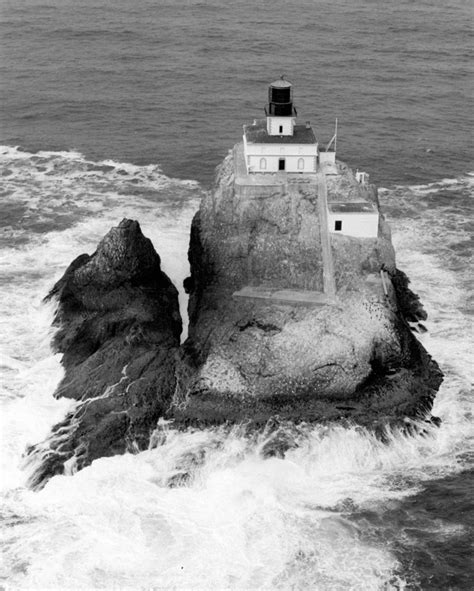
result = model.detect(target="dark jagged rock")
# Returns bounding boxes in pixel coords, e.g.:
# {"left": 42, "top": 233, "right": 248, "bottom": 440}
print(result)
{"left": 25, "top": 152, "right": 444, "bottom": 488}
{"left": 390, "top": 268, "right": 428, "bottom": 323}
{"left": 170, "top": 151, "right": 442, "bottom": 430}
{"left": 25, "top": 219, "right": 181, "bottom": 489}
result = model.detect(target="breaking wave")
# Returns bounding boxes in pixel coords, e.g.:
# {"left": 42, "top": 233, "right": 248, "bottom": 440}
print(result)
{"left": 0, "top": 150, "right": 472, "bottom": 589}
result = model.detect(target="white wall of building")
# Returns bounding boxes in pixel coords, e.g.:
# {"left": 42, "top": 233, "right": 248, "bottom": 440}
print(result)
{"left": 243, "top": 136, "right": 318, "bottom": 173}
{"left": 247, "top": 154, "right": 317, "bottom": 173}
{"left": 327, "top": 211, "right": 379, "bottom": 238}
{"left": 243, "top": 139, "right": 318, "bottom": 157}
{"left": 266, "top": 116, "right": 295, "bottom": 136}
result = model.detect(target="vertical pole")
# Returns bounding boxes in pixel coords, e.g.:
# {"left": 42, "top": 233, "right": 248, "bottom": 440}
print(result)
{"left": 334, "top": 118, "right": 338, "bottom": 155}
{"left": 317, "top": 172, "right": 336, "bottom": 299}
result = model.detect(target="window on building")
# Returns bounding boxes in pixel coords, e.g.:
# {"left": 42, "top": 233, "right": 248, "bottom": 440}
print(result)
{"left": 278, "top": 158, "right": 285, "bottom": 171}
{"left": 335, "top": 220, "right": 342, "bottom": 231}
{"left": 297, "top": 158, "right": 304, "bottom": 170}
{"left": 279, "top": 125, "right": 283, "bottom": 134}
{"left": 260, "top": 158, "right": 267, "bottom": 170}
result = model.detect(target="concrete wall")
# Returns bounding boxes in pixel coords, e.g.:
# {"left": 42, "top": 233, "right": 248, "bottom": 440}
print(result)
{"left": 243, "top": 137, "right": 318, "bottom": 173}
{"left": 328, "top": 211, "right": 379, "bottom": 238}
{"left": 319, "top": 151, "right": 336, "bottom": 165}
{"left": 266, "top": 116, "right": 295, "bottom": 136}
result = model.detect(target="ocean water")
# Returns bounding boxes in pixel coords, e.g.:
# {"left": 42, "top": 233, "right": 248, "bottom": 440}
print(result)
{"left": 0, "top": 1, "right": 473, "bottom": 589}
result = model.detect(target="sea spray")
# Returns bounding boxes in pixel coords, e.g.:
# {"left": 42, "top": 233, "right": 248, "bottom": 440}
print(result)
{"left": 0, "top": 147, "right": 200, "bottom": 493}
{"left": 1, "top": 416, "right": 466, "bottom": 589}
{"left": 0, "top": 148, "right": 472, "bottom": 588}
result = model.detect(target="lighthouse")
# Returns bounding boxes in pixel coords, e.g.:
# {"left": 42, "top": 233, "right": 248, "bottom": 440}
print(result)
{"left": 242, "top": 78, "right": 319, "bottom": 174}
{"left": 265, "top": 78, "right": 296, "bottom": 136}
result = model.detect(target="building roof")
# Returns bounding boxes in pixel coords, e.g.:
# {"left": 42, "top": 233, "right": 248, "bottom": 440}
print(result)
{"left": 328, "top": 201, "right": 378, "bottom": 214}
{"left": 244, "top": 119, "right": 316, "bottom": 145}
{"left": 270, "top": 78, "right": 292, "bottom": 88}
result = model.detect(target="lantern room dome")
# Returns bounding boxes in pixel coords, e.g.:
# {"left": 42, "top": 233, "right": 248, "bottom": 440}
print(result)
{"left": 269, "top": 78, "right": 292, "bottom": 88}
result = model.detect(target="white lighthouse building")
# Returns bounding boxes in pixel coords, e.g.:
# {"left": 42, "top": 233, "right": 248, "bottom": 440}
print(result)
{"left": 233, "top": 78, "right": 381, "bottom": 306}
{"left": 243, "top": 78, "right": 320, "bottom": 174}
{"left": 238, "top": 79, "right": 378, "bottom": 240}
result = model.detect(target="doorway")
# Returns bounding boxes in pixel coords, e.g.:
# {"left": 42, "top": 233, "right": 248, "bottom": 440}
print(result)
{"left": 278, "top": 158, "right": 285, "bottom": 171}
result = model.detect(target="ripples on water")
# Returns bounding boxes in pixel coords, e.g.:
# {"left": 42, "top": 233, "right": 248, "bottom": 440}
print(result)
{"left": 0, "top": 0, "right": 472, "bottom": 186}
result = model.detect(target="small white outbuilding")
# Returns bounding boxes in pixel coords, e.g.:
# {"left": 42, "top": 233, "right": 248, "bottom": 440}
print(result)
{"left": 327, "top": 201, "right": 379, "bottom": 238}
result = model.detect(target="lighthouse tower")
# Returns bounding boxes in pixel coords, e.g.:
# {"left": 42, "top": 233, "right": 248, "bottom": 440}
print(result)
{"left": 265, "top": 78, "right": 296, "bottom": 136}
{"left": 243, "top": 78, "right": 318, "bottom": 174}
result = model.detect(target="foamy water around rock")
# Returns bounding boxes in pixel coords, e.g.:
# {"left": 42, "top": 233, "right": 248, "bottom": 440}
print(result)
{"left": 0, "top": 148, "right": 472, "bottom": 588}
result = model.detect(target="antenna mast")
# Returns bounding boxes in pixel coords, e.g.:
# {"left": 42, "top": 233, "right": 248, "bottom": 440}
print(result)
{"left": 325, "top": 118, "right": 338, "bottom": 152}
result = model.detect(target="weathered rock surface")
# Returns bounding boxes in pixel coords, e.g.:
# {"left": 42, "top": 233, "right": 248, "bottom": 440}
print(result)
{"left": 25, "top": 219, "right": 181, "bottom": 488}
{"left": 172, "top": 152, "right": 442, "bottom": 431}
{"left": 26, "top": 151, "right": 443, "bottom": 487}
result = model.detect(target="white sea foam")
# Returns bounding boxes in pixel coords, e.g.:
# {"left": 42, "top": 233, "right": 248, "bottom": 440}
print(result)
{"left": 0, "top": 428, "right": 409, "bottom": 589}
{"left": 0, "top": 154, "right": 472, "bottom": 589}
{"left": 0, "top": 145, "right": 202, "bottom": 338}
{"left": 0, "top": 147, "right": 200, "bottom": 492}
{"left": 0, "top": 298, "right": 73, "bottom": 491}
{"left": 389, "top": 172, "right": 474, "bottom": 193}
{"left": 0, "top": 415, "right": 467, "bottom": 589}
{"left": 379, "top": 177, "right": 473, "bottom": 464}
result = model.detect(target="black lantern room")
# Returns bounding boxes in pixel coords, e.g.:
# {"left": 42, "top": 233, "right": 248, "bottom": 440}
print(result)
{"left": 266, "top": 77, "right": 296, "bottom": 117}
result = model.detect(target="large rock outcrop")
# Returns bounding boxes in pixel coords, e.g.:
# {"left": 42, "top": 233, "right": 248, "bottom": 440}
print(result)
{"left": 172, "top": 151, "right": 442, "bottom": 431}
{"left": 25, "top": 151, "right": 443, "bottom": 487}
{"left": 25, "top": 219, "right": 181, "bottom": 488}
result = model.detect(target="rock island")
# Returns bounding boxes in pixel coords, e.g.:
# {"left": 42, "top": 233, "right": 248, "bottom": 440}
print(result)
{"left": 25, "top": 79, "right": 443, "bottom": 487}
{"left": 175, "top": 77, "right": 442, "bottom": 429}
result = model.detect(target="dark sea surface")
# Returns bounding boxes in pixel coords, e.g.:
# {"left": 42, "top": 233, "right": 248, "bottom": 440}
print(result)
{"left": 1, "top": 0, "right": 473, "bottom": 186}
{"left": 0, "top": 1, "right": 473, "bottom": 589}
